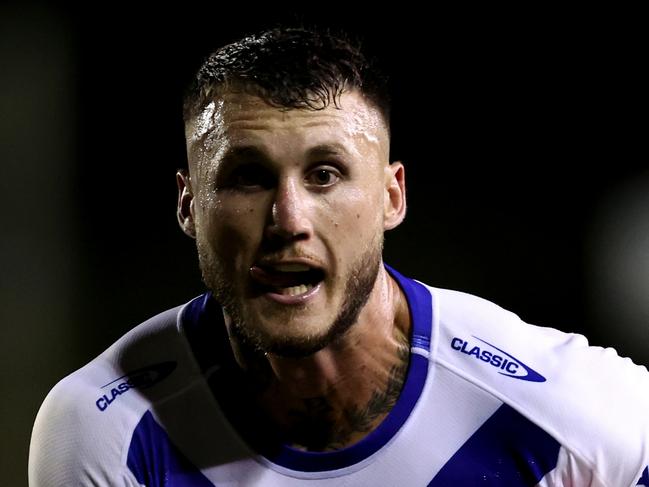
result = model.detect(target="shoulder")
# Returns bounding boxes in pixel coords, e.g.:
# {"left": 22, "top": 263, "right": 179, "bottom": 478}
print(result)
{"left": 425, "top": 284, "right": 649, "bottom": 484}
{"left": 28, "top": 297, "right": 203, "bottom": 486}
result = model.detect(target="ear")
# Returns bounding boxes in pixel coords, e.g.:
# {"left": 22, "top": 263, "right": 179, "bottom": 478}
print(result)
{"left": 176, "top": 169, "right": 196, "bottom": 239}
{"left": 383, "top": 161, "right": 406, "bottom": 230}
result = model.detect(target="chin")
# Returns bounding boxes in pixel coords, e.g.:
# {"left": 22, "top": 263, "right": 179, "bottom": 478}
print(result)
{"left": 245, "top": 311, "right": 339, "bottom": 358}
{"left": 266, "top": 338, "right": 331, "bottom": 358}
{"left": 239, "top": 288, "right": 366, "bottom": 358}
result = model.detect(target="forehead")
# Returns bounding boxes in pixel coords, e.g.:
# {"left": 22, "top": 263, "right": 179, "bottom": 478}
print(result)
{"left": 185, "top": 90, "right": 389, "bottom": 172}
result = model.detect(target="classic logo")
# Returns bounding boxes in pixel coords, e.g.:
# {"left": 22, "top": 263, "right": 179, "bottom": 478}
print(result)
{"left": 450, "top": 336, "right": 546, "bottom": 382}
{"left": 95, "top": 361, "right": 177, "bottom": 411}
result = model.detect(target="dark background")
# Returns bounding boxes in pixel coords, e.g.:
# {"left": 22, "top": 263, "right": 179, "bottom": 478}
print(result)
{"left": 2, "top": 4, "right": 647, "bottom": 485}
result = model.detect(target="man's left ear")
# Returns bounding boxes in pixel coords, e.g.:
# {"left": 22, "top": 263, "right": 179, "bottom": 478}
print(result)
{"left": 383, "top": 161, "right": 406, "bottom": 230}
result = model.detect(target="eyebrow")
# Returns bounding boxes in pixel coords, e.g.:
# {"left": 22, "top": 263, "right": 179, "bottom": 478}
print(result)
{"left": 306, "top": 143, "right": 351, "bottom": 158}
{"left": 220, "top": 142, "right": 351, "bottom": 165}
{"left": 220, "top": 146, "right": 269, "bottom": 165}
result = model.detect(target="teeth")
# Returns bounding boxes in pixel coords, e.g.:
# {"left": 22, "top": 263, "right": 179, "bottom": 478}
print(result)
{"left": 278, "top": 284, "right": 313, "bottom": 296}
{"left": 273, "top": 263, "right": 311, "bottom": 272}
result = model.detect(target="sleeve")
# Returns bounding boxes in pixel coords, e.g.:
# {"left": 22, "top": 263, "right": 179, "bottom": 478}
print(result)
{"left": 538, "top": 447, "right": 648, "bottom": 487}
{"left": 546, "top": 344, "right": 649, "bottom": 487}
{"left": 28, "top": 378, "right": 142, "bottom": 487}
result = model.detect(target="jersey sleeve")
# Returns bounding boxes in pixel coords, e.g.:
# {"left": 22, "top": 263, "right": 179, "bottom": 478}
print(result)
{"left": 28, "top": 375, "right": 142, "bottom": 487}
{"left": 520, "top": 329, "right": 649, "bottom": 487}
{"left": 433, "top": 286, "right": 649, "bottom": 486}
{"left": 565, "top": 340, "right": 649, "bottom": 486}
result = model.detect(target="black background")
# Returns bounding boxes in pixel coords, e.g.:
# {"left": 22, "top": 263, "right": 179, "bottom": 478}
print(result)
{"left": 69, "top": 6, "right": 646, "bottom": 360}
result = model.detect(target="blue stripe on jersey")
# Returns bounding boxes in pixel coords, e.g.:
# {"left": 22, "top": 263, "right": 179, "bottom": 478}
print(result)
{"left": 428, "top": 403, "right": 560, "bottom": 486}
{"left": 259, "top": 263, "right": 433, "bottom": 472}
{"left": 127, "top": 410, "right": 214, "bottom": 487}
{"left": 638, "top": 466, "right": 649, "bottom": 486}
{"left": 385, "top": 264, "right": 431, "bottom": 352}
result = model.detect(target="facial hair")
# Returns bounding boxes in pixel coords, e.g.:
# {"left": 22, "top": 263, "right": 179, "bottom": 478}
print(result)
{"left": 197, "top": 234, "right": 384, "bottom": 359}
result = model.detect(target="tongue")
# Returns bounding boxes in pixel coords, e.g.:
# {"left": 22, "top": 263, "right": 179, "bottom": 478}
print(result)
{"left": 250, "top": 266, "right": 310, "bottom": 288}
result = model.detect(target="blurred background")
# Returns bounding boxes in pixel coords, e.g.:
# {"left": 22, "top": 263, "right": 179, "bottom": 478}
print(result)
{"left": 1, "top": 4, "right": 646, "bottom": 485}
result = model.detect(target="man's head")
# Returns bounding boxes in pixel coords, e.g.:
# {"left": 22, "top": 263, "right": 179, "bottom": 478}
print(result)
{"left": 177, "top": 27, "right": 406, "bottom": 358}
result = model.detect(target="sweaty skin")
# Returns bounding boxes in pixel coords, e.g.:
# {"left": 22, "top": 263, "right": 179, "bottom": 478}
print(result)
{"left": 178, "top": 89, "right": 409, "bottom": 450}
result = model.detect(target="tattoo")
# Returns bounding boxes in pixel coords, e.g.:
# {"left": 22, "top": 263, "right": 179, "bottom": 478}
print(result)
{"left": 285, "top": 340, "right": 411, "bottom": 451}
{"left": 342, "top": 343, "right": 410, "bottom": 435}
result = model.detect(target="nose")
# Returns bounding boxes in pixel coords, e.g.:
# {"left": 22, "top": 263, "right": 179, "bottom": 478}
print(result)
{"left": 265, "top": 177, "right": 313, "bottom": 243}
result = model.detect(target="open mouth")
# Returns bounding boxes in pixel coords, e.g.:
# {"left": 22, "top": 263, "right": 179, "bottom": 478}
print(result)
{"left": 249, "top": 263, "right": 325, "bottom": 297}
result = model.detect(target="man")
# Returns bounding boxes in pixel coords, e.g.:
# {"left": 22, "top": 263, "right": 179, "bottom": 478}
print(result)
{"left": 29, "top": 26, "right": 649, "bottom": 486}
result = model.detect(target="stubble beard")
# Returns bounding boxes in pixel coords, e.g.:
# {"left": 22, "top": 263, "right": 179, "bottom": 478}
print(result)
{"left": 196, "top": 235, "right": 384, "bottom": 359}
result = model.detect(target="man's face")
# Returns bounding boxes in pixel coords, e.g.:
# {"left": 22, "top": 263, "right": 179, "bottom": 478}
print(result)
{"left": 181, "top": 89, "right": 400, "bottom": 357}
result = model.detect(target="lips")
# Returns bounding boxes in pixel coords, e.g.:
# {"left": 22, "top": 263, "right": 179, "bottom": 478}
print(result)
{"left": 249, "top": 260, "right": 326, "bottom": 298}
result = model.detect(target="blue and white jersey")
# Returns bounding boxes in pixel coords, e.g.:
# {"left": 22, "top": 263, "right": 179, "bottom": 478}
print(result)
{"left": 29, "top": 265, "right": 649, "bottom": 486}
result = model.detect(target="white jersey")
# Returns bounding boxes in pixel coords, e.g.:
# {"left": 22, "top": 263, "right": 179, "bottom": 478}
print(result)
{"left": 29, "top": 264, "right": 649, "bottom": 486}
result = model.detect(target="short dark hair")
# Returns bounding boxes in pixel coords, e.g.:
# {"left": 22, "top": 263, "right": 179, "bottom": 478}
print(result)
{"left": 182, "top": 26, "right": 391, "bottom": 136}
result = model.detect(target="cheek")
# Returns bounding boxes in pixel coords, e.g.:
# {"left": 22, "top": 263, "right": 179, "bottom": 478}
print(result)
{"left": 329, "top": 184, "right": 383, "bottom": 236}
{"left": 196, "top": 195, "right": 267, "bottom": 268}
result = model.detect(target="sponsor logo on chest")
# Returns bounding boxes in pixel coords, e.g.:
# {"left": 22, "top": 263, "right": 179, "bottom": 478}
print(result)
{"left": 95, "top": 361, "right": 177, "bottom": 411}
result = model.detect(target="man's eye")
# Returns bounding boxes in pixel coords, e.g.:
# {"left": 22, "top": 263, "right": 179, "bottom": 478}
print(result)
{"left": 231, "top": 165, "right": 272, "bottom": 189}
{"left": 307, "top": 168, "right": 340, "bottom": 187}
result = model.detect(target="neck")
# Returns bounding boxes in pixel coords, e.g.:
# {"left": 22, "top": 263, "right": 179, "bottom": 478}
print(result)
{"left": 227, "top": 265, "right": 412, "bottom": 451}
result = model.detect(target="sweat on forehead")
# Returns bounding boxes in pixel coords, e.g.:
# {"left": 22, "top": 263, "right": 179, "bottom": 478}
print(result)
{"left": 184, "top": 90, "right": 390, "bottom": 174}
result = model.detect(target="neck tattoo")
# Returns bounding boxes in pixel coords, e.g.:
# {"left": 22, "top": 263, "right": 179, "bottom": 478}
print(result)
{"left": 282, "top": 336, "right": 411, "bottom": 451}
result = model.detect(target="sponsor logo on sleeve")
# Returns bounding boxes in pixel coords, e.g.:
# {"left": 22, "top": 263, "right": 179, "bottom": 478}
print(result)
{"left": 95, "top": 361, "right": 177, "bottom": 411}
{"left": 450, "top": 336, "right": 546, "bottom": 382}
